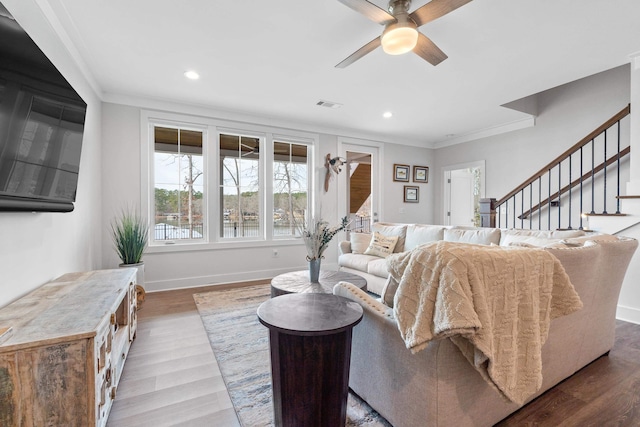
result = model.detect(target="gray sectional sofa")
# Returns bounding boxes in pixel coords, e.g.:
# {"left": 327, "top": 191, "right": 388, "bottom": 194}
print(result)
{"left": 334, "top": 222, "right": 638, "bottom": 426}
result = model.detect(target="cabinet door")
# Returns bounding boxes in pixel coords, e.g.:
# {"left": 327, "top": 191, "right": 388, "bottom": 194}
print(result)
{"left": 17, "top": 341, "right": 91, "bottom": 427}
{"left": 0, "top": 352, "right": 19, "bottom": 427}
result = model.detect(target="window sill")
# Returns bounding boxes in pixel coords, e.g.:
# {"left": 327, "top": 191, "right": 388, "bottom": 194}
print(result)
{"left": 146, "top": 238, "right": 303, "bottom": 254}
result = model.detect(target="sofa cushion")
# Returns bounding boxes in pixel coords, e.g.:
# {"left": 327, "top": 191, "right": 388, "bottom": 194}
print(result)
{"left": 372, "top": 223, "right": 407, "bottom": 252}
{"left": 350, "top": 232, "right": 372, "bottom": 254}
{"left": 444, "top": 227, "right": 501, "bottom": 245}
{"left": 501, "top": 234, "right": 563, "bottom": 248}
{"left": 499, "top": 228, "right": 586, "bottom": 245}
{"left": 338, "top": 253, "right": 380, "bottom": 271}
{"left": 405, "top": 225, "right": 445, "bottom": 251}
{"left": 367, "top": 258, "right": 389, "bottom": 278}
{"left": 550, "top": 229, "right": 586, "bottom": 239}
{"left": 364, "top": 232, "right": 399, "bottom": 258}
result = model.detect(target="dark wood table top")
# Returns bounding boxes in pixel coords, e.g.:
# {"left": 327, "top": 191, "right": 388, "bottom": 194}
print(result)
{"left": 257, "top": 293, "right": 363, "bottom": 336}
{"left": 270, "top": 270, "right": 367, "bottom": 296}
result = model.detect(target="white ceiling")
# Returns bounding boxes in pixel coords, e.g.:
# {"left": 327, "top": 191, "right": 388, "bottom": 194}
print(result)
{"left": 32, "top": 0, "right": 640, "bottom": 146}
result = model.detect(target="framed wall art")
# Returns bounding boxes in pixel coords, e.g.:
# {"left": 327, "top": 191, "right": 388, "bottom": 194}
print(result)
{"left": 413, "top": 166, "right": 429, "bottom": 183}
{"left": 404, "top": 186, "right": 419, "bottom": 203}
{"left": 393, "top": 164, "right": 410, "bottom": 182}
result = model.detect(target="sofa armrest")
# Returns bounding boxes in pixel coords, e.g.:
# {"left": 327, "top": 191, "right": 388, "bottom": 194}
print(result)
{"left": 333, "top": 281, "right": 395, "bottom": 323}
{"left": 338, "top": 240, "right": 352, "bottom": 255}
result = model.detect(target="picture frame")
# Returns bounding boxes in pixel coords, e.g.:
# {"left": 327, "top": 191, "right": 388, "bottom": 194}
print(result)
{"left": 404, "top": 186, "right": 419, "bottom": 203}
{"left": 393, "top": 164, "right": 410, "bottom": 182}
{"left": 413, "top": 166, "right": 429, "bottom": 183}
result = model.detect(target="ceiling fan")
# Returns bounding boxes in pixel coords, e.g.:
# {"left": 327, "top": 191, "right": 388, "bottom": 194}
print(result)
{"left": 336, "top": 0, "right": 472, "bottom": 68}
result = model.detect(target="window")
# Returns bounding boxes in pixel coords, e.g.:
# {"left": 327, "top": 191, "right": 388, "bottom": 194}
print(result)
{"left": 153, "top": 125, "right": 204, "bottom": 242}
{"left": 273, "top": 141, "right": 309, "bottom": 237}
{"left": 219, "top": 133, "right": 261, "bottom": 238}
{"left": 144, "top": 111, "right": 315, "bottom": 248}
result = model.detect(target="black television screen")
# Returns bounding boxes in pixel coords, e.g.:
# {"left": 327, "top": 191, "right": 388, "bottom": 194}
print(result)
{"left": 0, "top": 2, "right": 87, "bottom": 212}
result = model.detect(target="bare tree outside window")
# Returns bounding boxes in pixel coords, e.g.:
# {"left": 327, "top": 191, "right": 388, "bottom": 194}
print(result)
{"left": 273, "top": 141, "right": 308, "bottom": 236}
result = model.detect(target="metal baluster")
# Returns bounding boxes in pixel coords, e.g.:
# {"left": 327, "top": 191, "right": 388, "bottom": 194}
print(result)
{"left": 616, "top": 120, "right": 621, "bottom": 214}
{"left": 512, "top": 196, "right": 516, "bottom": 229}
{"left": 548, "top": 168, "right": 552, "bottom": 230}
{"left": 521, "top": 189, "right": 524, "bottom": 229}
{"left": 538, "top": 177, "right": 542, "bottom": 230}
{"left": 568, "top": 154, "right": 572, "bottom": 229}
{"left": 579, "top": 146, "right": 584, "bottom": 230}
{"left": 529, "top": 183, "right": 533, "bottom": 230}
{"left": 558, "top": 162, "right": 561, "bottom": 229}
{"left": 603, "top": 129, "right": 608, "bottom": 214}
{"left": 591, "top": 139, "right": 595, "bottom": 214}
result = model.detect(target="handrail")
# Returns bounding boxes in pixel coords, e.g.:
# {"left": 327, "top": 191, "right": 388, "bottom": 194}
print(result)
{"left": 519, "top": 146, "right": 630, "bottom": 219}
{"left": 496, "top": 104, "right": 630, "bottom": 206}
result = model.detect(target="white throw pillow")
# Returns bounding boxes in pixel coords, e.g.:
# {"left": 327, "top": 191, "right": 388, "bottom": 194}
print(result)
{"left": 364, "top": 232, "right": 399, "bottom": 258}
{"left": 350, "top": 232, "right": 372, "bottom": 254}
{"left": 444, "top": 227, "right": 501, "bottom": 246}
{"left": 501, "top": 234, "right": 563, "bottom": 248}
{"left": 372, "top": 223, "right": 407, "bottom": 252}
{"left": 404, "top": 225, "right": 445, "bottom": 251}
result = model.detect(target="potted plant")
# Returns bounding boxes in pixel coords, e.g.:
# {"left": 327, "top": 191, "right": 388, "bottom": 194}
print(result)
{"left": 111, "top": 209, "right": 149, "bottom": 303}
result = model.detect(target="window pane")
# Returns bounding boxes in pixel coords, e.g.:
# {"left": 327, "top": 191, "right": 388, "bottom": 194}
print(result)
{"left": 273, "top": 141, "right": 308, "bottom": 237}
{"left": 220, "top": 133, "right": 261, "bottom": 238}
{"left": 153, "top": 126, "right": 204, "bottom": 241}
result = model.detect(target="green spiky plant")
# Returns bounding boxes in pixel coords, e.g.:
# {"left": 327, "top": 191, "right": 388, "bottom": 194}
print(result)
{"left": 111, "top": 209, "right": 149, "bottom": 265}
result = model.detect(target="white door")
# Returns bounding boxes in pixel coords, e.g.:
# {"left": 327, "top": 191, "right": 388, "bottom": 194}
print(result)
{"left": 447, "top": 169, "right": 475, "bottom": 226}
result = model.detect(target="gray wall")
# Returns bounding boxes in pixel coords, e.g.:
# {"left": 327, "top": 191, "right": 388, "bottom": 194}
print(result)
{"left": 0, "top": 0, "right": 103, "bottom": 308}
{"left": 433, "top": 65, "right": 631, "bottom": 225}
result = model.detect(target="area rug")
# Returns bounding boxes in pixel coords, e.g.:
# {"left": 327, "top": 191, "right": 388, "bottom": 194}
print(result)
{"left": 193, "top": 284, "right": 391, "bottom": 427}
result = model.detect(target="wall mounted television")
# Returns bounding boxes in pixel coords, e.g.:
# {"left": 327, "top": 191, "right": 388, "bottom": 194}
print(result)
{"left": 0, "top": 2, "right": 87, "bottom": 212}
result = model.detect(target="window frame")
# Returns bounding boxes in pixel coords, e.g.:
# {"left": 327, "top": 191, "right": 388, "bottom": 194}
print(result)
{"left": 141, "top": 110, "right": 317, "bottom": 253}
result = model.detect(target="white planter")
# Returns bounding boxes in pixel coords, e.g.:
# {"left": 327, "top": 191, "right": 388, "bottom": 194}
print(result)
{"left": 119, "top": 262, "right": 145, "bottom": 289}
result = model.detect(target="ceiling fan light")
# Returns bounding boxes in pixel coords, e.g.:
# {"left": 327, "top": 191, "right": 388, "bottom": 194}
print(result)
{"left": 381, "top": 26, "right": 418, "bottom": 55}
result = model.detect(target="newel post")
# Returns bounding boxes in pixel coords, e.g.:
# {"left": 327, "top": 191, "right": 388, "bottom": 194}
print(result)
{"left": 479, "top": 198, "right": 496, "bottom": 228}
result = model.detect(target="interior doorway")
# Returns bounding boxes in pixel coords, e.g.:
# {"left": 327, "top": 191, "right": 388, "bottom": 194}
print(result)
{"left": 443, "top": 161, "right": 485, "bottom": 226}
{"left": 338, "top": 139, "right": 382, "bottom": 233}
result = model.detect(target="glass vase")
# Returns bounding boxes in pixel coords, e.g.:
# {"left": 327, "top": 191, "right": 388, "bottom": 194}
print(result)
{"left": 308, "top": 258, "right": 321, "bottom": 283}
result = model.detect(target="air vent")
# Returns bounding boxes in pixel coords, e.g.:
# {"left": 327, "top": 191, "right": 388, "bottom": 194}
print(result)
{"left": 316, "top": 100, "right": 343, "bottom": 109}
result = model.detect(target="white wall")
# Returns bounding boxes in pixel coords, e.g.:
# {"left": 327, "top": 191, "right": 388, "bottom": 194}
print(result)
{"left": 433, "top": 65, "right": 631, "bottom": 225}
{"left": 0, "top": 1, "right": 103, "bottom": 308}
{"left": 101, "top": 102, "right": 433, "bottom": 292}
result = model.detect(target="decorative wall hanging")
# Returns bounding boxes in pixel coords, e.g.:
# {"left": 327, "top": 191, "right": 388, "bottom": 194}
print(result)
{"left": 413, "top": 166, "right": 429, "bottom": 183}
{"left": 404, "top": 186, "right": 419, "bottom": 203}
{"left": 324, "top": 154, "right": 346, "bottom": 192}
{"left": 393, "top": 164, "right": 410, "bottom": 182}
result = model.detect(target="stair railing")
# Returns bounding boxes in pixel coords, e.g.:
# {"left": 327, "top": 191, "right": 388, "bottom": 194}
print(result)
{"left": 480, "top": 104, "right": 631, "bottom": 230}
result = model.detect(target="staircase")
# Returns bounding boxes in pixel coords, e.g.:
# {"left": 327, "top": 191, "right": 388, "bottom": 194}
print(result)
{"left": 480, "top": 104, "right": 637, "bottom": 234}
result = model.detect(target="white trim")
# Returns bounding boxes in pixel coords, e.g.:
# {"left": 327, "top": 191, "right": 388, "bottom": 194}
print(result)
{"left": 629, "top": 50, "right": 640, "bottom": 70}
{"left": 617, "top": 304, "right": 640, "bottom": 325}
{"left": 140, "top": 109, "right": 318, "bottom": 250}
{"left": 431, "top": 116, "right": 536, "bottom": 149}
{"left": 337, "top": 137, "right": 385, "bottom": 223}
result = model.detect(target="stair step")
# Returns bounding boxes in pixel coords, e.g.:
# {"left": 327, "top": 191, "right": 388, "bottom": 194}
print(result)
{"left": 617, "top": 195, "right": 640, "bottom": 199}
{"left": 583, "top": 213, "right": 628, "bottom": 217}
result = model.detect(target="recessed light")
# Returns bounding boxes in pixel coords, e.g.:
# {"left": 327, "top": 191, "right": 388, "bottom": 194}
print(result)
{"left": 383, "top": 111, "right": 393, "bottom": 118}
{"left": 184, "top": 70, "right": 200, "bottom": 80}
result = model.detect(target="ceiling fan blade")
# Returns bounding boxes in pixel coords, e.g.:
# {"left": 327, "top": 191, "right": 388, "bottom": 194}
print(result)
{"left": 410, "top": 0, "right": 473, "bottom": 27}
{"left": 335, "top": 36, "right": 382, "bottom": 68}
{"left": 413, "top": 32, "right": 447, "bottom": 66}
{"left": 337, "top": 0, "right": 396, "bottom": 25}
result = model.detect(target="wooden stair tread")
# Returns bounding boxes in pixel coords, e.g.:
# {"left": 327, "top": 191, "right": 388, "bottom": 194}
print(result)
{"left": 583, "top": 213, "right": 628, "bottom": 217}
{"left": 617, "top": 195, "right": 640, "bottom": 199}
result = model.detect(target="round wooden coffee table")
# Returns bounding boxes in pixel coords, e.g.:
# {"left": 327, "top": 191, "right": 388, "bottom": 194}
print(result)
{"left": 270, "top": 270, "right": 367, "bottom": 297}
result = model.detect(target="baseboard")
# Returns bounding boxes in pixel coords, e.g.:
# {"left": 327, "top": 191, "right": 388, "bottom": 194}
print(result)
{"left": 145, "top": 262, "right": 340, "bottom": 292}
{"left": 616, "top": 304, "right": 640, "bottom": 325}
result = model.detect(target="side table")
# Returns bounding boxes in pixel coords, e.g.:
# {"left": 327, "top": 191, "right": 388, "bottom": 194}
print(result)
{"left": 257, "top": 293, "right": 363, "bottom": 427}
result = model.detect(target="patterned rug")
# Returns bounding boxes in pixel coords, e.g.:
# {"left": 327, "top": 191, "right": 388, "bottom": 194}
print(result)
{"left": 193, "top": 284, "right": 391, "bottom": 427}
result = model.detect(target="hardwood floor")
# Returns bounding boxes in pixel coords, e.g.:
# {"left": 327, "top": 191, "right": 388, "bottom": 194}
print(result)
{"left": 108, "top": 283, "right": 640, "bottom": 426}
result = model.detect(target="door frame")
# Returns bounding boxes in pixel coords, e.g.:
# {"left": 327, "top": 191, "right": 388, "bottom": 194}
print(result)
{"left": 442, "top": 160, "right": 485, "bottom": 225}
{"left": 337, "top": 137, "right": 384, "bottom": 226}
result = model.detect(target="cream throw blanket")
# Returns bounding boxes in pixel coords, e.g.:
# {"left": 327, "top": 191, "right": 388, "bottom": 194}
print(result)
{"left": 387, "top": 241, "right": 583, "bottom": 405}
